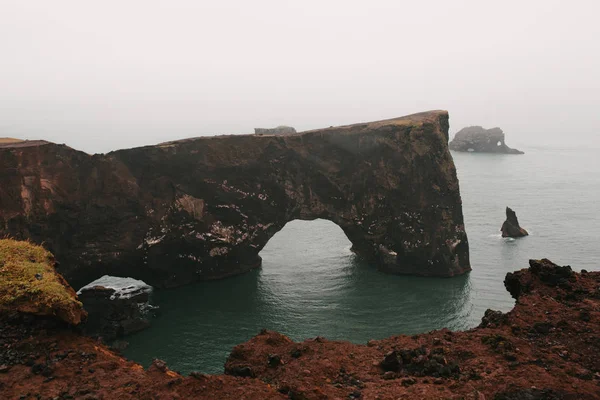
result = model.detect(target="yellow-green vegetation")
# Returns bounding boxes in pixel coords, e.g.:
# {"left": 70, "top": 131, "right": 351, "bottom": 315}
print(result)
{"left": 0, "top": 239, "right": 85, "bottom": 324}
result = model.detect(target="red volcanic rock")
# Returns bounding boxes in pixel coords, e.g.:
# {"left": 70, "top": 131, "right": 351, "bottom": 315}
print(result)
{"left": 1, "top": 259, "right": 600, "bottom": 399}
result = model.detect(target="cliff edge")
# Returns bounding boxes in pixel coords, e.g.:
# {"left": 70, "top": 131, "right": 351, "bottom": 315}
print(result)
{"left": 1, "top": 257, "right": 598, "bottom": 399}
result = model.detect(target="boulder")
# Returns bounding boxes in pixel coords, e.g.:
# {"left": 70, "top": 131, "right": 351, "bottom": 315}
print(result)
{"left": 77, "top": 277, "right": 156, "bottom": 340}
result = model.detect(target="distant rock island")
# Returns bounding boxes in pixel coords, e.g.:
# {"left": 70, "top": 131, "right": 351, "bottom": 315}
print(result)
{"left": 501, "top": 207, "right": 529, "bottom": 238}
{"left": 254, "top": 126, "right": 296, "bottom": 135}
{"left": 449, "top": 126, "right": 524, "bottom": 154}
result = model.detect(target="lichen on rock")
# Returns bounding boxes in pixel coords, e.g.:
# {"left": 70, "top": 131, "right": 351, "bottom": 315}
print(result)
{"left": 0, "top": 239, "right": 86, "bottom": 325}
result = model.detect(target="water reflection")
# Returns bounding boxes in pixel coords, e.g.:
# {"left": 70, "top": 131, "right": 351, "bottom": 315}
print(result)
{"left": 123, "top": 219, "right": 473, "bottom": 374}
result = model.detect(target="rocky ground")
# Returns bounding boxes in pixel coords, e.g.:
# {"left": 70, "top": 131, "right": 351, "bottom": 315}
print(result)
{"left": 1, "top": 258, "right": 599, "bottom": 399}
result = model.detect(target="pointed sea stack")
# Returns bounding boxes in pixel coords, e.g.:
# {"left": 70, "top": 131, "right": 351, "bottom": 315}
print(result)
{"left": 501, "top": 207, "right": 528, "bottom": 238}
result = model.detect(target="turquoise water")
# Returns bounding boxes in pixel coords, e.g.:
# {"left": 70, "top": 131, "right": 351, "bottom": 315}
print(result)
{"left": 121, "top": 145, "right": 600, "bottom": 374}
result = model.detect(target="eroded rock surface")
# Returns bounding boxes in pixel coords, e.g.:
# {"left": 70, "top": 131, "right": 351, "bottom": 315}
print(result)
{"left": 449, "top": 126, "right": 524, "bottom": 154}
{"left": 501, "top": 207, "right": 529, "bottom": 238}
{"left": 77, "top": 277, "right": 155, "bottom": 341}
{"left": 2, "top": 258, "right": 599, "bottom": 399}
{"left": 0, "top": 111, "right": 469, "bottom": 288}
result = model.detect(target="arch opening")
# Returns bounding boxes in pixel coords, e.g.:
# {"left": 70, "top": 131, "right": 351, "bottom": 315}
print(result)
{"left": 259, "top": 218, "right": 355, "bottom": 270}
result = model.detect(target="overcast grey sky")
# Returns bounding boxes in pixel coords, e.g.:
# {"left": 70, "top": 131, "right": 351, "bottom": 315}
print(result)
{"left": 1, "top": 0, "right": 599, "bottom": 153}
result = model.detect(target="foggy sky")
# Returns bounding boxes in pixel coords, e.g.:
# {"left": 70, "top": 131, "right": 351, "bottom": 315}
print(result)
{"left": 1, "top": 0, "right": 599, "bottom": 154}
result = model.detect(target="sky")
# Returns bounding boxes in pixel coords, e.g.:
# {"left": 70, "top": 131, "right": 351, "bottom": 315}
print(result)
{"left": 1, "top": 0, "right": 599, "bottom": 154}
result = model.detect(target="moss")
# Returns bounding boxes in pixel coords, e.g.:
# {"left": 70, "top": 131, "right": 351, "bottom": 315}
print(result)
{"left": 0, "top": 239, "right": 84, "bottom": 323}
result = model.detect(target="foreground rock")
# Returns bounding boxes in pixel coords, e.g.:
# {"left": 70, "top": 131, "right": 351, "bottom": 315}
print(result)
{"left": 0, "top": 239, "right": 86, "bottom": 325}
{"left": 501, "top": 207, "right": 529, "bottom": 238}
{"left": 0, "top": 110, "right": 469, "bottom": 288}
{"left": 77, "top": 276, "right": 156, "bottom": 341}
{"left": 1, "top": 257, "right": 599, "bottom": 399}
{"left": 254, "top": 126, "right": 297, "bottom": 135}
{"left": 449, "top": 126, "right": 524, "bottom": 154}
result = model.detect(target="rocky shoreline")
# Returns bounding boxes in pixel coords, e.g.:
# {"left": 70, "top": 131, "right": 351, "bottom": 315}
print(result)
{"left": 1, "top": 254, "right": 599, "bottom": 399}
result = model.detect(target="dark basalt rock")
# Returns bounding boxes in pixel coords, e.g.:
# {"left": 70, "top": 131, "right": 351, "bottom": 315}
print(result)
{"left": 478, "top": 309, "right": 508, "bottom": 328}
{"left": 504, "top": 259, "right": 576, "bottom": 301}
{"left": 449, "top": 126, "right": 524, "bottom": 154}
{"left": 77, "top": 282, "right": 155, "bottom": 341}
{"left": 501, "top": 207, "right": 529, "bottom": 238}
{"left": 0, "top": 110, "right": 470, "bottom": 288}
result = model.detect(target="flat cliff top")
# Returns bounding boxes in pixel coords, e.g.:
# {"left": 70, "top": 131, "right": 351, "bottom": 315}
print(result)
{"left": 158, "top": 110, "right": 449, "bottom": 146}
{"left": 0, "top": 111, "right": 448, "bottom": 153}
{"left": 1, "top": 258, "right": 599, "bottom": 399}
{"left": 0, "top": 138, "right": 50, "bottom": 149}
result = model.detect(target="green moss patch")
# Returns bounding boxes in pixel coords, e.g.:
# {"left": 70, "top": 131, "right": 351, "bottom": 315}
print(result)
{"left": 0, "top": 239, "right": 84, "bottom": 324}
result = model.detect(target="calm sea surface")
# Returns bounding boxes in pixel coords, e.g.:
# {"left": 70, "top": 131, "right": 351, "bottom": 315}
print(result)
{"left": 118, "top": 145, "right": 600, "bottom": 374}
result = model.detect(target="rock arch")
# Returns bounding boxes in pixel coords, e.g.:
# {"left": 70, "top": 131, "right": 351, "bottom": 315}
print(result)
{"left": 0, "top": 111, "right": 470, "bottom": 288}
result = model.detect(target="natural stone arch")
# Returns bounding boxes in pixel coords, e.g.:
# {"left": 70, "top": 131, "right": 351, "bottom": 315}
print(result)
{"left": 0, "top": 111, "right": 470, "bottom": 288}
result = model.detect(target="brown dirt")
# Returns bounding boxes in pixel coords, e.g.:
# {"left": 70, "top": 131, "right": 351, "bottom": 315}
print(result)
{"left": 1, "top": 259, "right": 600, "bottom": 399}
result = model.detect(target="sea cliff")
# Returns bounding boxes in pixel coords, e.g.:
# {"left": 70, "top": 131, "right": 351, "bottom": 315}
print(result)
{"left": 0, "top": 111, "right": 469, "bottom": 289}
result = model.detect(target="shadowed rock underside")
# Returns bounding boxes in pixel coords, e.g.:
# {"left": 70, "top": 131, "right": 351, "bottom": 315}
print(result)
{"left": 0, "top": 110, "right": 469, "bottom": 288}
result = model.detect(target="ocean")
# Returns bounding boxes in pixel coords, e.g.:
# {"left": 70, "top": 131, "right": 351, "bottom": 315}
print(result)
{"left": 117, "top": 144, "right": 600, "bottom": 374}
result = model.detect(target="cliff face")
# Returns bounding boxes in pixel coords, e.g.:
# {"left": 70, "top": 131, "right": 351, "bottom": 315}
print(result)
{"left": 0, "top": 110, "right": 469, "bottom": 288}
{"left": 449, "top": 126, "right": 524, "bottom": 154}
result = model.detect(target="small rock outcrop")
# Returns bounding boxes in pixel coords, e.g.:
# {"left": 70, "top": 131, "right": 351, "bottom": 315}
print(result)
{"left": 0, "top": 239, "right": 86, "bottom": 325}
{"left": 449, "top": 126, "right": 524, "bottom": 154}
{"left": 254, "top": 126, "right": 297, "bottom": 135}
{"left": 77, "top": 277, "right": 156, "bottom": 340}
{"left": 501, "top": 207, "right": 529, "bottom": 238}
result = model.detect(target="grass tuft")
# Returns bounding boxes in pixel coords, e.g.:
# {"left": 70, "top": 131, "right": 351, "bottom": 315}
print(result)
{"left": 0, "top": 239, "right": 84, "bottom": 324}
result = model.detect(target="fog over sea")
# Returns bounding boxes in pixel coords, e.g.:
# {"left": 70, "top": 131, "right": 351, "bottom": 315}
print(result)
{"left": 114, "top": 144, "right": 600, "bottom": 374}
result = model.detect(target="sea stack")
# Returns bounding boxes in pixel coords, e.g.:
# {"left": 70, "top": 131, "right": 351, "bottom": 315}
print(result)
{"left": 449, "top": 126, "right": 524, "bottom": 154}
{"left": 0, "top": 111, "right": 470, "bottom": 288}
{"left": 501, "top": 207, "right": 529, "bottom": 238}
